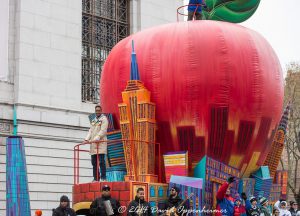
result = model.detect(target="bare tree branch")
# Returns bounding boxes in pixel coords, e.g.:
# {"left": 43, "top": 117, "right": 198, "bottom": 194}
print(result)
{"left": 283, "top": 61, "right": 300, "bottom": 204}
{"left": 288, "top": 180, "right": 297, "bottom": 196}
{"left": 280, "top": 159, "right": 285, "bottom": 170}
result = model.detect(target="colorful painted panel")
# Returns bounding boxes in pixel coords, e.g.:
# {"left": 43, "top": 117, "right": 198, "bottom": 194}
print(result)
{"left": 194, "top": 156, "right": 240, "bottom": 209}
{"left": 107, "top": 131, "right": 126, "bottom": 168}
{"left": 238, "top": 178, "right": 255, "bottom": 197}
{"left": 169, "top": 175, "right": 203, "bottom": 189}
{"left": 251, "top": 166, "right": 272, "bottom": 199}
{"left": 274, "top": 170, "right": 288, "bottom": 200}
{"left": 163, "top": 151, "right": 188, "bottom": 183}
{"left": 148, "top": 183, "right": 168, "bottom": 215}
{"left": 269, "top": 184, "right": 282, "bottom": 205}
{"left": 106, "top": 167, "right": 127, "bottom": 182}
{"left": 6, "top": 136, "right": 31, "bottom": 216}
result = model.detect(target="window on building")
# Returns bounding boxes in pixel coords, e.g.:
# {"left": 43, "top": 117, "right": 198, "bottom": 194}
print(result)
{"left": 82, "top": 0, "right": 129, "bottom": 103}
{"left": 150, "top": 186, "right": 156, "bottom": 197}
{"left": 158, "top": 186, "right": 164, "bottom": 197}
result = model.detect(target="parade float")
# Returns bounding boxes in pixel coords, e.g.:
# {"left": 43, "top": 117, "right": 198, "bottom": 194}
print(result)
{"left": 72, "top": 0, "right": 288, "bottom": 214}
{"left": 6, "top": 0, "right": 290, "bottom": 215}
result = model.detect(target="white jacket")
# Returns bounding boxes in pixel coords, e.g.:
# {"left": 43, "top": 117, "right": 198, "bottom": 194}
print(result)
{"left": 85, "top": 114, "right": 108, "bottom": 155}
{"left": 274, "top": 201, "right": 292, "bottom": 216}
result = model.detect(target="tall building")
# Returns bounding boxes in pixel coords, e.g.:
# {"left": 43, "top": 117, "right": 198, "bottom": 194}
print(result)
{"left": 0, "top": 0, "right": 183, "bottom": 214}
{"left": 118, "top": 42, "right": 157, "bottom": 183}
{"left": 263, "top": 103, "right": 290, "bottom": 178}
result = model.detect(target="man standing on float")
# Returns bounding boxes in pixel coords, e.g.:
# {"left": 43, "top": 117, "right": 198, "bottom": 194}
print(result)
{"left": 84, "top": 105, "right": 108, "bottom": 181}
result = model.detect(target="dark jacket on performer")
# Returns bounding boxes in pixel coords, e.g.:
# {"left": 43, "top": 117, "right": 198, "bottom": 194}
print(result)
{"left": 52, "top": 207, "right": 76, "bottom": 216}
{"left": 127, "top": 196, "right": 153, "bottom": 216}
{"left": 52, "top": 196, "right": 76, "bottom": 216}
{"left": 246, "top": 206, "right": 261, "bottom": 216}
{"left": 165, "top": 195, "right": 182, "bottom": 208}
{"left": 163, "top": 195, "right": 188, "bottom": 216}
{"left": 90, "top": 196, "right": 120, "bottom": 216}
{"left": 159, "top": 196, "right": 191, "bottom": 216}
{"left": 289, "top": 208, "right": 299, "bottom": 216}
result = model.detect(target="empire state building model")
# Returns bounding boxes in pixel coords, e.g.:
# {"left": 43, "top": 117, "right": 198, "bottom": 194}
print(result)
{"left": 118, "top": 41, "right": 158, "bottom": 183}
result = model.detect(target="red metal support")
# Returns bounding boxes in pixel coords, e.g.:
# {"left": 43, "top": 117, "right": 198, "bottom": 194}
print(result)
{"left": 96, "top": 142, "right": 99, "bottom": 181}
{"left": 74, "top": 145, "right": 76, "bottom": 184}
{"left": 73, "top": 139, "right": 161, "bottom": 185}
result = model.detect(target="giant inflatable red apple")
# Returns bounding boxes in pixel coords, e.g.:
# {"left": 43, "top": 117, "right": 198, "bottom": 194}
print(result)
{"left": 100, "top": 21, "right": 283, "bottom": 176}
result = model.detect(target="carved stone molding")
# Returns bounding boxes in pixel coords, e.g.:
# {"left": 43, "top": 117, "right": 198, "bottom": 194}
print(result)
{"left": 0, "top": 121, "right": 12, "bottom": 133}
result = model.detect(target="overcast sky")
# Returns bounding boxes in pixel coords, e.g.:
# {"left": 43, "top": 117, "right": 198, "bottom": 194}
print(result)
{"left": 241, "top": 0, "right": 300, "bottom": 76}
{"left": 183, "top": 0, "right": 300, "bottom": 76}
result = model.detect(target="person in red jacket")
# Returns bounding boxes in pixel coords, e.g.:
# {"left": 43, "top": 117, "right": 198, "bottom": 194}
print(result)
{"left": 234, "top": 198, "right": 247, "bottom": 216}
{"left": 216, "top": 177, "right": 236, "bottom": 216}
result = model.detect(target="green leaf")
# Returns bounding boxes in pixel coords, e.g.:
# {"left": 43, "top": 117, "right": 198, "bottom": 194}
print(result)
{"left": 203, "top": 0, "right": 260, "bottom": 23}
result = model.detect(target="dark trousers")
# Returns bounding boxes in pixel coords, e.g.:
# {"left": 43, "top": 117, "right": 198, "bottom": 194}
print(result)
{"left": 91, "top": 154, "right": 106, "bottom": 180}
{"left": 188, "top": 11, "right": 203, "bottom": 21}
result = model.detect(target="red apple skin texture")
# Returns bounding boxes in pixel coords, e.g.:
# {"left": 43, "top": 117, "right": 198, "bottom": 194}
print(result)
{"left": 100, "top": 21, "right": 283, "bottom": 170}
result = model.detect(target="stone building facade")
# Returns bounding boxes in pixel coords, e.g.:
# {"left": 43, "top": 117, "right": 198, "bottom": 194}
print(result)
{"left": 0, "top": 0, "right": 183, "bottom": 214}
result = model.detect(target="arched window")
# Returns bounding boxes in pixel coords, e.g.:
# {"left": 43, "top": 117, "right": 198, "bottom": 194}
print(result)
{"left": 150, "top": 186, "right": 156, "bottom": 197}
{"left": 158, "top": 186, "right": 164, "bottom": 197}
